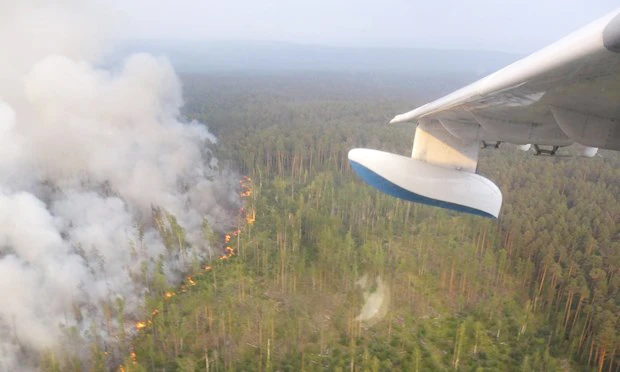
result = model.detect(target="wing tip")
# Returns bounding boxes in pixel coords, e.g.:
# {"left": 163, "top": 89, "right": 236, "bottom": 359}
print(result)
{"left": 389, "top": 116, "right": 400, "bottom": 124}
{"left": 390, "top": 106, "right": 426, "bottom": 124}
{"left": 389, "top": 114, "right": 409, "bottom": 124}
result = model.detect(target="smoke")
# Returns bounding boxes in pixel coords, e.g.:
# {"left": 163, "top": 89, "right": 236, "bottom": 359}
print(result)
{"left": 0, "top": 2, "right": 238, "bottom": 369}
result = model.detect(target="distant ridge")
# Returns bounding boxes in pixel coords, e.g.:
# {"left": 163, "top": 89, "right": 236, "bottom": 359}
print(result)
{"left": 104, "top": 40, "right": 522, "bottom": 75}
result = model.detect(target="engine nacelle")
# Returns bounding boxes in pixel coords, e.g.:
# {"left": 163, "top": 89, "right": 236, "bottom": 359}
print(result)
{"left": 348, "top": 148, "right": 502, "bottom": 218}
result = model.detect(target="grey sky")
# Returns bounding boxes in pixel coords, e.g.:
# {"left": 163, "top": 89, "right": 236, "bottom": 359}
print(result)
{"left": 109, "top": 1, "right": 618, "bottom": 53}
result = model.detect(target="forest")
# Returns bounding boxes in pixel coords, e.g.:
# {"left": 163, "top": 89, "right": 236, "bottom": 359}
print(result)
{"left": 41, "top": 72, "right": 618, "bottom": 371}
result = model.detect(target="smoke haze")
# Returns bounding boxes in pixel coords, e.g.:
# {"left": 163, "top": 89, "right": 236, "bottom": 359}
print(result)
{"left": 0, "top": 2, "right": 237, "bottom": 369}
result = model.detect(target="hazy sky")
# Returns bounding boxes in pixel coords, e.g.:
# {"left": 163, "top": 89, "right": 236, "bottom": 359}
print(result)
{"left": 109, "top": 1, "right": 618, "bottom": 53}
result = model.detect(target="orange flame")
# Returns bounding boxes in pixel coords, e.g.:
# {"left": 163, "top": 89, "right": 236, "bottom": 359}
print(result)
{"left": 151, "top": 309, "right": 159, "bottom": 317}
{"left": 130, "top": 351, "right": 137, "bottom": 364}
{"left": 225, "top": 234, "right": 231, "bottom": 243}
{"left": 164, "top": 291, "right": 175, "bottom": 299}
{"left": 239, "top": 176, "right": 253, "bottom": 197}
{"left": 246, "top": 208, "right": 256, "bottom": 225}
{"left": 219, "top": 246, "right": 235, "bottom": 260}
{"left": 135, "top": 321, "right": 147, "bottom": 330}
{"left": 204, "top": 265, "right": 212, "bottom": 271}
{"left": 187, "top": 276, "right": 196, "bottom": 286}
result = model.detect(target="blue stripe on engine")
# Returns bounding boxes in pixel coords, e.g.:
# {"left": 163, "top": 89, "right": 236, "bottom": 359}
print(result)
{"left": 349, "top": 160, "right": 495, "bottom": 219}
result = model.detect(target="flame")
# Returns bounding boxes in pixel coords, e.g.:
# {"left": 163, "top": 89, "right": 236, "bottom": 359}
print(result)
{"left": 130, "top": 351, "right": 137, "bottom": 364}
{"left": 219, "top": 246, "right": 235, "bottom": 260}
{"left": 164, "top": 291, "right": 175, "bottom": 299}
{"left": 151, "top": 309, "right": 159, "bottom": 317}
{"left": 135, "top": 321, "right": 147, "bottom": 330}
{"left": 245, "top": 208, "right": 256, "bottom": 225}
{"left": 204, "top": 265, "right": 212, "bottom": 271}
{"left": 219, "top": 175, "right": 253, "bottom": 259}
{"left": 239, "top": 176, "right": 253, "bottom": 197}
{"left": 119, "top": 366, "right": 126, "bottom": 372}
{"left": 186, "top": 276, "right": 196, "bottom": 286}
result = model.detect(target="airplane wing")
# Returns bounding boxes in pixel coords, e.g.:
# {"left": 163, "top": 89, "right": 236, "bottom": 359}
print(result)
{"left": 390, "top": 8, "right": 620, "bottom": 152}
{"left": 349, "top": 9, "right": 620, "bottom": 218}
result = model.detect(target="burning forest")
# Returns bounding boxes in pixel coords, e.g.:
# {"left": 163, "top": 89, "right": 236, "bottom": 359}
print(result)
{"left": 121, "top": 176, "right": 256, "bottom": 370}
{"left": 0, "top": 2, "right": 241, "bottom": 370}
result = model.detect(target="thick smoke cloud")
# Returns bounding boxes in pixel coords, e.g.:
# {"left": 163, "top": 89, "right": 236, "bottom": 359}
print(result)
{"left": 0, "top": 2, "right": 237, "bottom": 369}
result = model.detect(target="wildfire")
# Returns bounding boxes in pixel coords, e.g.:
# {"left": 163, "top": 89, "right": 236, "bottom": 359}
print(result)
{"left": 164, "top": 291, "right": 175, "bottom": 299}
{"left": 239, "top": 176, "right": 253, "bottom": 198}
{"left": 219, "top": 246, "right": 235, "bottom": 260}
{"left": 186, "top": 276, "right": 196, "bottom": 286}
{"left": 126, "top": 175, "right": 255, "bottom": 367}
{"left": 245, "top": 208, "right": 256, "bottom": 225}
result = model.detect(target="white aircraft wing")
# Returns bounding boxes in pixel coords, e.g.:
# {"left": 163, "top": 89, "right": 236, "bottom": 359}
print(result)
{"left": 390, "top": 8, "right": 620, "bottom": 152}
{"left": 349, "top": 9, "right": 620, "bottom": 218}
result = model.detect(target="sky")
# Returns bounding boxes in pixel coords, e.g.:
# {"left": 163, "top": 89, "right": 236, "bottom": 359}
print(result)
{"left": 108, "top": 1, "right": 619, "bottom": 53}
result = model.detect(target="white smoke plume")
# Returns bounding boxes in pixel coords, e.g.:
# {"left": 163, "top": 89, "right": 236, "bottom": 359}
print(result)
{"left": 0, "top": 2, "right": 238, "bottom": 369}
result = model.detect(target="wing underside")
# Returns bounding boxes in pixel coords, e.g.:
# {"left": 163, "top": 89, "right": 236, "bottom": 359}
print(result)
{"left": 391, "top": 9, "right": 620, "bottom": 151}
